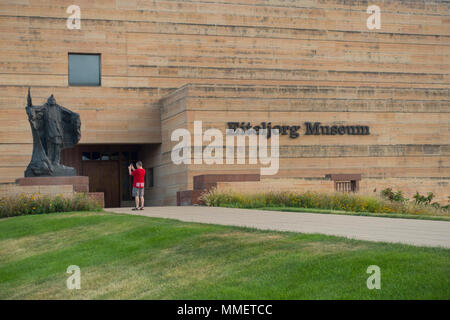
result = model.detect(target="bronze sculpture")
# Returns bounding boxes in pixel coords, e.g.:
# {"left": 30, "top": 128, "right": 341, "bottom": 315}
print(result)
{"left": 25, "top": 89, "right": 81, "bottom": 177}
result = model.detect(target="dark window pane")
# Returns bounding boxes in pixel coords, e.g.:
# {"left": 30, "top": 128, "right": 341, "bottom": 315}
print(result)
{"left": 110, "top": 152, "right": 119, "bottom": 160}
{"left": 146, "top": 168, "right": 154, "bottom": 187}
{"left": 121, "top": 152, "right": 129, "bottom": 161}
{"left": 82, "top": 152, "right": 91, "bottom": 160}
{"left": 101, "top": 153, "right": 109, "bottom": 160}
{"left": 69, "top": 54, "right": 100, "bottom": 86}
{"left": 131, "top": 152, "right": 137, "bottom": 161}
{"left": 91, "top": 152, "right": 100, "bottom": 160}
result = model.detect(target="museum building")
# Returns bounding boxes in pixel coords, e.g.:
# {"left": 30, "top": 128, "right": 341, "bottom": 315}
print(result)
{"left": 0, "top": 0, "right": 448, "bottom": 207}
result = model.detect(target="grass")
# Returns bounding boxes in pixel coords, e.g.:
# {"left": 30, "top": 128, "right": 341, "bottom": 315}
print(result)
{"left": 0, "top": 192, "right": 101, "bottom": 218}
{"left": 258, "top": 206, "right": 450, "bottom": 221}
{"left": 200, "top": 189, "right": 450, "bottom": 219}
{"left": 0, "top": 211, "right": 449, "bottom": 299}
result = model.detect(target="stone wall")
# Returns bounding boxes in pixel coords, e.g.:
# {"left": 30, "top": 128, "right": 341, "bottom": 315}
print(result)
{"left": 0, "top": 183, "right": 74, "bottom": 197}
{"left": 0, "top": 176, "right": 105, "bottom": 207}
{"left": 0, "top": 0, "right": 448, "bottom": 205}
{"left": 216, "top": 178, "right": 334, "bottom": 195}
{"left": 0, "top": 0, "right": 448, "bottom": 183}
{"left": 162, "top": 83, "right": 449, "bottom": 204}
{"left": 142, "top": 86, "right": 190, "bottom": 205}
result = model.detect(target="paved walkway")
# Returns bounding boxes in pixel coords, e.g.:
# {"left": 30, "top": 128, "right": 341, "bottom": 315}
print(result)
{"left": 108, "top": 206, "right": 450, "bottom": 248}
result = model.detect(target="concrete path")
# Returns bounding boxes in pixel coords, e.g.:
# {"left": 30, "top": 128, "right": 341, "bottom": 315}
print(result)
{"left": 108, "top": 206, "right": 450, "bottom": 248}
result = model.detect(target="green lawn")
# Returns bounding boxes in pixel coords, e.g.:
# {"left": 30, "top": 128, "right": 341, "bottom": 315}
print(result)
{"left": 0, "top": 211, "right": 449, "bottom": 299}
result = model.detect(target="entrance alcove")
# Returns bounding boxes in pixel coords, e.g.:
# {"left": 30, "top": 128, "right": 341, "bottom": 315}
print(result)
{"left": 61, "top": 144, "right": 158, "bottom": 208}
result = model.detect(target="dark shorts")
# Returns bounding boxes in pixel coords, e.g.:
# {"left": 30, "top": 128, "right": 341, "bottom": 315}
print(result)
{"left": 132, "top": 187, "right": 144, "bottom": 197}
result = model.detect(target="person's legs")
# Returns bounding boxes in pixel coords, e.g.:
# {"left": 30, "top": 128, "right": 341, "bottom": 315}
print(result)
{"left": 138, "top": 188, "right": 144, "bottom": 209}
{"left": 132, "top": 187, "right": 139, "bottom": 210}
{"left": 139, "top": 196, "right": 144, "bottom": 209}
{"left": 135, "top": 196, "right": 139, "bottom": 209}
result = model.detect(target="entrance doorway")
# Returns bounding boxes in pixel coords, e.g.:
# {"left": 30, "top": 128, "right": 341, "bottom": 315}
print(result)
{"left": 61, "top": 144, "right": 148, "bottom": 208}
{"left": 82, "top": 160, "right": 120, "bottom": 207}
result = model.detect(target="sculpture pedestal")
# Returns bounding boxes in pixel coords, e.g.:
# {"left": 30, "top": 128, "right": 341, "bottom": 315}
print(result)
{"left": 14, "top": 176, "right": 104, "bottom": 207}
{"left": 25, "top": 164, "right": 77, "bottom": 178}
{"left": 16, "top": 176, "right": 89, "bottom": 192}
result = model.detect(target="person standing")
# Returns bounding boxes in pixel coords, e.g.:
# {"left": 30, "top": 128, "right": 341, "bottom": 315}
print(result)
{"left": 128, "top": 161, "right": 146, "bottom": 210}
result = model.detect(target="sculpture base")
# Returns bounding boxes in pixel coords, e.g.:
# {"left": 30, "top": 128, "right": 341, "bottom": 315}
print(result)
{"left": 24, "top": 164, "right": 77, "bottom": 177}
{"left": 12, "top": 176, "right": 104, "bottom": 207}
{"left": 16, "top": 176, "right": 89, "bottom": 192}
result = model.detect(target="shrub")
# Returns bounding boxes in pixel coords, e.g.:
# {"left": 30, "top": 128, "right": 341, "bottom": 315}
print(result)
{"left": 413, "top": 192, "right": 434, "bottom": 205}
{"left": 200, "top": 188, "right": 449, "bottom": 217}
{"left": 381, "top": 188, "right": 407, "bottom": 203}
{"left": 441, "top": 196, "right": 450, "bottom": 211}
{"left": 0, "top": 192, "right": 102, "bottom": 218}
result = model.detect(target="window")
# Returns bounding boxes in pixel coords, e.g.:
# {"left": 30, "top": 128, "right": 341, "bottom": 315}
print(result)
{"left": 91, "top": 152, "right": 101, "bottom": 160}
{"left": 68, "top": 53, "right": 101, "bottom": 86}
{"left": 82, "top": 152, "right": 91, "bottom": 160}
{"left": 82, "top": 152, "right": 119, "bottom": 161}
{"left": 336, "top": 181, "right": 351, "bottom": 192}
{"left": 146, "top": 168, "right": 154, "bottom": 188}
{"left": 326, "top": 174, "right": 360, "bottom": 193}
{"left": 335, "top": 180, "right": 357, "bottom": 192}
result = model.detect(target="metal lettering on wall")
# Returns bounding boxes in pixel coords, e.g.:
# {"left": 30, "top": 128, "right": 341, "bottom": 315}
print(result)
{"left": 227, "top": 122, "right": 370, "bottom": 138}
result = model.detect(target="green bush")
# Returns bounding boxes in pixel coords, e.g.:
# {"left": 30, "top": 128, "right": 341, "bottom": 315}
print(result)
{"left": 200, "top": 188, "right": 449, "bottom": 217}
{"left": 0, "top": 192, "right": 102, "bottom": 218}
{"left": 413, "top": 191, "right": 435, "bottom": 205}
{"left": 381, "top": 188, "right": 407, "bottom": 203}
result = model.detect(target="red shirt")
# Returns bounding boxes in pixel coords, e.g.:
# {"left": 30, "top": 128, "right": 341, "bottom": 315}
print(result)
{"left": 131, "top": 168, "right": 145, "bottom": 188}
